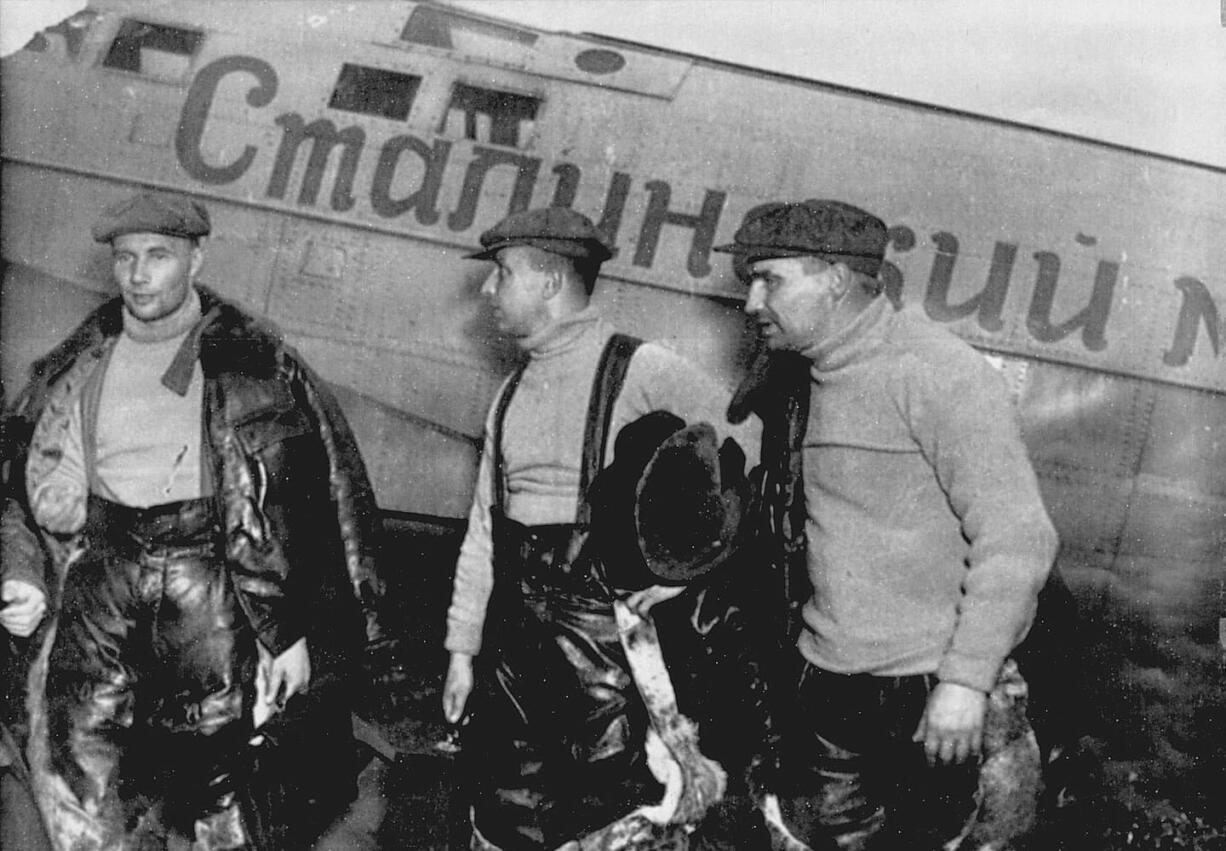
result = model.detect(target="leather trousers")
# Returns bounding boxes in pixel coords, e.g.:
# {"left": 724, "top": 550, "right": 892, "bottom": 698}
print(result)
{"left": 464, "top": 513, "right": 658, "bottom": 850}
{"left": 779, "top": 664, "right": 978, "bottom": 851}
{"left": 45, "top": 495, "right": 257, "bottom": 845}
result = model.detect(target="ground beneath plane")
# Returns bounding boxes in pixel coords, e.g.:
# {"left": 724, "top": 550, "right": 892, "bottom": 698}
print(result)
{"left": 309, "top": 518, "right": 1225, "bottom": 850}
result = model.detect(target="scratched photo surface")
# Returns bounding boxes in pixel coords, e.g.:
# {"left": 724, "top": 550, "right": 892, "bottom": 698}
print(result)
{"left": 1, "top": 2, "right": 1222, "bottom": 848}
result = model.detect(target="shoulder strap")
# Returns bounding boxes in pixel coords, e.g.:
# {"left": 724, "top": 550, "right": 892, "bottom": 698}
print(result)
{"left": 576, "top": 333, "right": 642, "bottom": 525}
{"left": 488, "top": 333, "right": 642, "bottom": 523}
{"left": 762, "top": 352, "right": 813, "bottom": 642}
{"left": 490, "top": 365, "right": 528, "bottom": 518}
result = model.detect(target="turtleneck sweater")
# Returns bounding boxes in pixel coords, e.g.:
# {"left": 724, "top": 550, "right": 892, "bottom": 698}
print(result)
{"left": 26, "top": 288, "right": 210, "bottom": 528}
{"left": 445, "top": 306, "right": 760, "bottom": 655}
{"left": 93, "top": 289, "right": 208, "bottom": 507}
{"left": 796, "top": 296, "right": 1057, "bottom": 693}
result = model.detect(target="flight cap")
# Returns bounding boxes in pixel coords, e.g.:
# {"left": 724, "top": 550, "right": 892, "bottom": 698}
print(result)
{"left": 466, "top": 207, "right": 613, "bottom": 263}
{"left": 635, "top": 421, "right": 749, "bottom": 585}
{"left": 91, "top": 191, "right": 212, "bottom": 244}
{"left": 713, "top": 199, "right": 887, "bottom": 275}
{"left": 588, "top": 411, "right": 750, "bottom": 590}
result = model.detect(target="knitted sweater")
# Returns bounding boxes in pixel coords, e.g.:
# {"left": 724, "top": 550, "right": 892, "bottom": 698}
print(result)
{"left": 27, "top": 288, "right": 206, "bottom": 527}
{"left": 445, "top": 307, "right": 760, "bottom": 655}
{"left": 797, "top": 296, "right": 1057, "bottom": 693}
{"left": 93, "top": 331, "right": 205, "bottom": 507}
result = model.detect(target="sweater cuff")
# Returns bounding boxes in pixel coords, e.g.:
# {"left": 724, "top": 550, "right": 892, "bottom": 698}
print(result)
{"left": 936, "top": 652, "right": 1001, "bottom": 694}
{"left": 444, "top": 621, "right": 483, "bottom": 656}
{"left": 2, "top": 504, "right": 48, "bottom": 591}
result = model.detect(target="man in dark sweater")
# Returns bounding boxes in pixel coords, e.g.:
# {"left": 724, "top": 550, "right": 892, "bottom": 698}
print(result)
{"left": 715, "top": 201, "right": 1058, "bottom": 849}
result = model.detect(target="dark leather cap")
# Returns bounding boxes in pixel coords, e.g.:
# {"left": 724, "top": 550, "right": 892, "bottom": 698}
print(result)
{"left": 713, "top": 199, "right": 887, "bottom": 275}
{"left": 636, "top": 422, "right": 749, "bottom": 585}
{"left": 587, "top": 411, "right": 749, "bottom": 590}
{"left": 91, "top": 192, "right": 212, "bottom": 243}
{"left": 466, "top": 207, "right": 613, "bottom": 263}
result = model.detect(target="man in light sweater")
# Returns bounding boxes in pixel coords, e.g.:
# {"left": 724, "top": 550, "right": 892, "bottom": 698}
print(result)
{"left": 714, "top": 200, "right": 1058, "bottom": 849}
{"left": 4, "top": 191, "right": 385, "bottom": 849}
{"left": 441, "top": 207, "right": 761, "bottom": 849}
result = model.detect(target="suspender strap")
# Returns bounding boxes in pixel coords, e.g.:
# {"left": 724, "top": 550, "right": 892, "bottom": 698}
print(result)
{"left": 783, "top": 355, "right": 812, "bottom": 547}
{"left": 489, "top": 333, "right": 642, "bottom": 524}
{"left": 491, "top": 365, "right": 528, "bottom": 519}
{"left": 768, "top": 352, "right": 813, "bottom": 642}
{"left": 576, "top": 333, "right": 642, "bottom": 526}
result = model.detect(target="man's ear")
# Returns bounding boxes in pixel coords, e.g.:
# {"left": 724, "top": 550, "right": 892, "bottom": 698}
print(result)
{"left": 541, "top": 269, "right": 565, "bottom": 300}
{"left": 829, "top": 262, "right": 853, "bottom": 298}
{"left": 189, "top": 239, "right": 206, "bottom": 280}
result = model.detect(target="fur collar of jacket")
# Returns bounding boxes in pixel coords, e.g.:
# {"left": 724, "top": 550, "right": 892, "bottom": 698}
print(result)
{"left": 7, "top": 284, "right": 382, "bottom": 649}
{"left": 18, "top": 284, "right": 282, "bottom": 414}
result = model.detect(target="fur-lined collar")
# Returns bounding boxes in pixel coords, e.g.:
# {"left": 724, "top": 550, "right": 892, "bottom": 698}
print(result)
{"left": 24, "top": 285, "right": 283, "bottom": 396}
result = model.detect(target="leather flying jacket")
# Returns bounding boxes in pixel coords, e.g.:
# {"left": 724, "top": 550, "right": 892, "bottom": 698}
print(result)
{"left": 4, "top": 285, "right": 385, "bottom": 664}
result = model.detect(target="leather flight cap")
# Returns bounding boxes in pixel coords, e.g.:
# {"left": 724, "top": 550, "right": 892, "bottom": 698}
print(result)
{"left": 635, "top": 421, "right": 749, "bottom": 585}
{"left": 713, "top": 199, "right": 887, "bottom": 275}
{"left": 91, "top": 191, "right": 212, "bottom": 243}
{"left": 587, "top": 412, "right": 749, "bottom": 590}
{"left": 466, "top": 207, "right": 613, "bottom": 263}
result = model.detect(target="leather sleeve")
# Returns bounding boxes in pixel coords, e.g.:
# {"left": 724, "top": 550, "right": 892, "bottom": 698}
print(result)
{"left": 212, "top": 344, "right": 384, "bottom": 660}
{"left": 292, "top": 357, "right": 385, "bottom": 646}
{"left": 656, "top": 564, "right": 787, "bottom": 797}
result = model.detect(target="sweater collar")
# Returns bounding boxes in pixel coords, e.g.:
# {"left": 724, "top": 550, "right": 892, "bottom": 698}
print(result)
{"left": 119, "top": 287, "right": 219, "bottom": 397}
{"left": 121, "top": 285, "right": 203, "bottom": 344}
{"left": 24, "top": 285, "right": 260, "bottom": 414}
{"left": 523, "top": 305, "right": 604, "bottom": 361}
{"left": 804, "top": 295, "right": 893, "bottom": 376}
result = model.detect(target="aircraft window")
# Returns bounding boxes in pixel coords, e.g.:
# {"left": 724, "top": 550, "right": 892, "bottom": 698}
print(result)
{"left": 575, "top": 49, "right": 626, "bottom": 75}
{"left": 102, "top": 20, "right": 201, "bottom": 79}
{"left": 401, "top": 6, "right": 538, "bottom": 50}
{"left": 329, "top": 64, "right": 422, "bottom": 121}
{"left": 442, "top": 84, "right": 540, "bottom": 148}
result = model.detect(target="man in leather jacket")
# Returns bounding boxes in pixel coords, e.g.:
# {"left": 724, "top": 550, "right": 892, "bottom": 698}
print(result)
{"left": 2, "top": 392, "right": 55, "bottom": 850}
{"left": 2, "top": 191, "right": 384, "bottom": 850}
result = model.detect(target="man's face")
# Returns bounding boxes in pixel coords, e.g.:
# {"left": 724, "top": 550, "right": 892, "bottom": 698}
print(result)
{"left": 743, "top": 255, "right": 840, "bottom": 352}
{"left": 111, "top": 232, "right": 201, "bottom": 323}
{"left": 479, "top": 245, "right": 554, "bottom": 340}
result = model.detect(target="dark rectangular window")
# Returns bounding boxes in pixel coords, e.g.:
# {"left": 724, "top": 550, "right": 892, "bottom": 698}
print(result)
{"left": 443, "top": 84, "right": 540, "bottom": 148}
{"left": 102, "top": 20, "right": 201, "bottom": 78}
{"left": 328, "top": 64, "right": 422, "bottom": 121}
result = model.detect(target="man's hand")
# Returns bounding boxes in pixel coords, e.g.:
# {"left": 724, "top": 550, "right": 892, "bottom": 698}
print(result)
{"left": 258, "top": 637, "right": 311, "bottom": 709}
{"left": 34, "top": 485, "right": 86, "bottom": 535}
{"left": 1, "top": 579, "right": 47, "bottom": 637}
{"left": 913, "top": 681, "right": 987, "bottom": 765}
{"left": 442, "top": 652, "right": 473, "bottom": 724}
